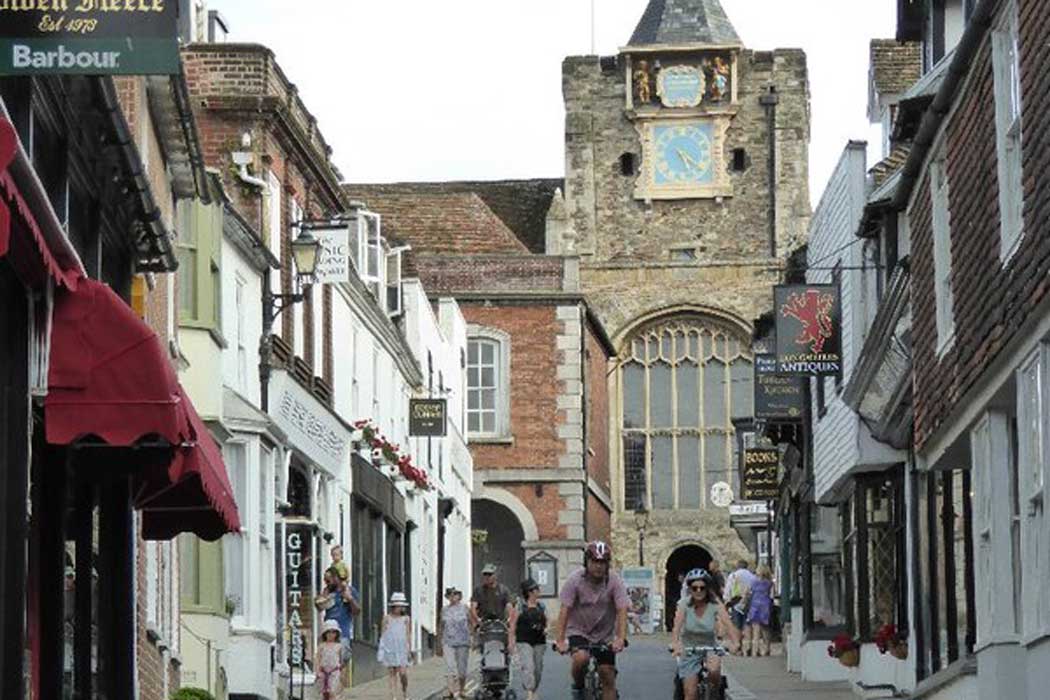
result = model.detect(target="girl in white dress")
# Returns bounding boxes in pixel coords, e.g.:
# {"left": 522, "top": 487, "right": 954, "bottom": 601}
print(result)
{"left": 378, "top": 592, "right": 412, "bottom": 699}
{"left": 315, "top": 620, "right": 344, "bottom": 700}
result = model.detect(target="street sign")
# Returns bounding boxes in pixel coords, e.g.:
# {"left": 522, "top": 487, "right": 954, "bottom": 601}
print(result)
{"left": 0, "top": 2, "right": 180, "bottom": 75}
{"left": 729, "top": 502, "right": 769, "bottom": 516}
{"left": 409, "top": 398, "right": 447, "bottom": 437}
{"left": 754, "top": 353, "right": 805, "bottom": 420}
{"left": 742, "top": 448, "right": 780, "bottom": 501}
{"left": 774, "top": 284, "right": 842, "bottom": 376}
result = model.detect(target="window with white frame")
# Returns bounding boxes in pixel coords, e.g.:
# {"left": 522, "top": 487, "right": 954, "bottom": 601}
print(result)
{"left": 1017, "top": 346, "right": 1049, "bottom": 636}
{"left": 311, "top": 284, "right": 323, "bottom": 371}
{"left": 467, "top": 329, "right": 511, "bottom": 438}
{"left": 386, "top": 248, "right": 402, "bottom": 315}
{"left": 351, "top": 322, "right": 360, "bottom": 414}
{"left": 930, "top": 148, "right": 955, "bottom": 352}
{"left": 993, "top": 0, "right": 1024, "bottom": 261}
{"left": 224, "top": 442, "right": 248, "bottom": 619}
{"left": 266, "top": 171, "right": 282, "bottom": 297}
{"left": 235, "top": 274, "right": 247, "bottom": 391}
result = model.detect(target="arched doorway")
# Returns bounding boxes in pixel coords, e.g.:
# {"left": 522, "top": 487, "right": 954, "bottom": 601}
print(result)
{"left": 664, "top": 544, "right": 713, "bottom": 630}
{"left": 471, "top": 499, "right": 526, "bottom": 595}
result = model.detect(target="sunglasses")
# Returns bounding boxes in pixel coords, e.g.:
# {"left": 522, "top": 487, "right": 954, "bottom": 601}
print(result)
{"left": 482, "top": 572, "right": 494, "bottom": 577}
{"left": 690, "top": 585, "right": 707, "bottom": 592}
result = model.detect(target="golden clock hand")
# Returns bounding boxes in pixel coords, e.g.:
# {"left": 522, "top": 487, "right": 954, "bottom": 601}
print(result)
{"left": 676, "top": 148, "right": 695, "bottom": 170}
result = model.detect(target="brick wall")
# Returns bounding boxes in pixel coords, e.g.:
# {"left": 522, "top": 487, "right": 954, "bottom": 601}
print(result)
{"left": 505, "top": 483, "right": 567, "bottom": 541}
{"left": 585, "top": 321, "right": 611, "bottom": 494}
{"left": 911, "top": 0, "right": 1050, "bottom": 450}
{"left": 415, "top": 255, "right": 567, "bottom": 295}
{"left": 462, "top": 304, "right": 563, "bottom": 469}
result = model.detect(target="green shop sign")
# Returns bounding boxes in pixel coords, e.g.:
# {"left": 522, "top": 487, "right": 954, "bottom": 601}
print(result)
{"left": 0, "top": 1, "right": 179, "bottom": 75}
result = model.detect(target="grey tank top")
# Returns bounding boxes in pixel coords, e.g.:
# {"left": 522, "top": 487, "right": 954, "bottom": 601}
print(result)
{"left": 682, "top": 603, "right": 718, "bottom": 645}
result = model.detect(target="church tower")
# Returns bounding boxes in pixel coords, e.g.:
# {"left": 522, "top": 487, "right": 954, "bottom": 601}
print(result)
{"left": 559, "top": 0, "right": 811, "bottom": 618}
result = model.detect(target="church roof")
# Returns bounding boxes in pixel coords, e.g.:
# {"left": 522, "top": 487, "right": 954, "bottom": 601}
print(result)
{"left": 627, "top": 0, "right": 741, "bottom": 49}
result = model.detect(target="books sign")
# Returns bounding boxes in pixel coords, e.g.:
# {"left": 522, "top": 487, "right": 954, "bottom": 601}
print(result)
{"left": 774, "top": 284, "right": 842, "bottom": 376}
{"left": 409, "top": 398, "right": 447, "bottom": 437}
{"left": 742, "top": 448, "right": 780, "bottom": 501}
{"left": 0, "top": 1, "right": 179, "bottom": 75}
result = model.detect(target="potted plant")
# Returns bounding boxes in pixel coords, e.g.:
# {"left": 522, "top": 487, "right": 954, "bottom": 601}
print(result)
{"left": 827, "top": 633, "right": 861, "bottom": 667}
{"left": 874, "top": 623, "right": 908, "bottom": 660}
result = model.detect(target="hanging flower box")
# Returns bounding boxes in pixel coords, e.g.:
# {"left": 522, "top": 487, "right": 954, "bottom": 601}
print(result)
{"left": 352, "top": 418, "right": 432, "bottom": 491}
{"left": 827, "top": 634, "right": 861, "bottom": 667}
{"left": 875, "top": 624, "right": 908, "bottom": 660}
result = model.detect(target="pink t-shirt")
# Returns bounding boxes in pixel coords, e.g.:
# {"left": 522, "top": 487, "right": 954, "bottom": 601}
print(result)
{"left": 559, "top": 569, "right": 630, "bottom": 643}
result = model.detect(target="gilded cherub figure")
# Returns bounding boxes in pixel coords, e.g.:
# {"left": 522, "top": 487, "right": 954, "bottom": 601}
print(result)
{"left": 710, "top": 56, "right": 730, "bottom": 101}
{"left": 634, "top": 60, "right": 652, "bottom": 104}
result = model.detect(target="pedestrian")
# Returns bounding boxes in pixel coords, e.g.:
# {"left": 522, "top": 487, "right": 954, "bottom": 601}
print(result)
{"left": 743, "top": 564, "right": 775, "bottom": 656}
{"left": 707, "top": 560, "right": 725, "bottom": 601}
{"left": 513, "top": 578, "right": 548, "bottom": 700}
{"left": 329, "top": 544, "right": 350, "bottom": 584}
{"left": 378, "top": 592, "right": 412, "bottom": 700}
{"left": 439, "top": 586, "right": 471, "bottom": 700}
{"left": 722, "top": 560, "right": 754, "bottom": 655}
{"left": 317, "top": 566, "right": 360, "bottom": 681}
{"left": 315, "top": 620, "right": 344, "bottom": 700}
{"left": 470, "top": 563, "right": 516, "bottom": 631}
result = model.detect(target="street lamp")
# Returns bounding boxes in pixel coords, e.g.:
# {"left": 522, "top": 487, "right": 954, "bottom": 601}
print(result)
{"left": 260, "top": 226, "right": 322, "bottom": 410}
{"left": 634, "top": 507, "right": 650, "bottom": 567}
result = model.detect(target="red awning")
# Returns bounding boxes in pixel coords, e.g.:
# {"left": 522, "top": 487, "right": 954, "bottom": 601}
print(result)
{"left": 0, "top": 117, "right": 82, "bottom": 290}
{"left": 138, "top": 388, "right": 242, "bottom": 542}
{"left": 46, "top": 277, "right": 240, "bottom": 540}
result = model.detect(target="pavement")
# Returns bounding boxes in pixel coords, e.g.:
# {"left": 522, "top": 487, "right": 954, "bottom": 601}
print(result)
{"left": 338, "top": 651, "right": 478, "bottom": 700}
{"left": 723, "top": 652, "right": 854, "bottom": 700}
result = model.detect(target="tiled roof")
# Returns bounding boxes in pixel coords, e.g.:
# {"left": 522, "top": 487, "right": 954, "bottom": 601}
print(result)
{"left": 869, "top": 143, "right": 911, "bottom": 189}
{"left": 870, "top": 39, "right": 922, "bottom": 96}
{"left": 342, "top": 189, "right": 530, "bottom": 255}
{"left": 627, "top": 0, "right": 741, "bottom": 48}
{"left": 346, "top": 179, "right": 562, "bottom": 254}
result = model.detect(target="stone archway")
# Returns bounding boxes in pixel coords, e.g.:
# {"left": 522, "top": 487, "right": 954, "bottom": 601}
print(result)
{"left": 471, "top": 498, "right": 527, "bottom": 595}
{"left": 663, "top": 543, "right": 714, "bottom": 630}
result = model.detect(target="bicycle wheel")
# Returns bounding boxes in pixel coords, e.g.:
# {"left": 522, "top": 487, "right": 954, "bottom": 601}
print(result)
{"left": 585, "top": 669, "right": 601, "bottom": 700}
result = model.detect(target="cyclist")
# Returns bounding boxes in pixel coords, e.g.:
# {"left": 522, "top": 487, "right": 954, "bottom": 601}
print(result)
{"left": 555, "top": 540, "right": 629, "bottom": 700}
{"left": 671, "top": 568, "right": 741, "bottom": 700}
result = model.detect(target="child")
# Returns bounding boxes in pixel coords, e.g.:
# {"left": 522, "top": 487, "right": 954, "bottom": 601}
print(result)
{"left": 378, "top": 592, "right": 412, "bottom": 700}
{"left": 330, "top": 544, "right": 349, "bottom": 583}
{"left": 315, "top": 620, "right": 343, "bottom": 700}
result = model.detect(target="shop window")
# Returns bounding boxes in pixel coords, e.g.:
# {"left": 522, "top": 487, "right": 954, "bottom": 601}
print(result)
{"left": 287, "top": 464, "right": 311, "bottom": 518}
{"left": 619, "top": 317, "right": 752, "bottom": 510}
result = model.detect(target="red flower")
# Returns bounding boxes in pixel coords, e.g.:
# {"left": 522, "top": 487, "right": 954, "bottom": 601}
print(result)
{"left": 827, "top": 633, "right": 859, "bottom": 658}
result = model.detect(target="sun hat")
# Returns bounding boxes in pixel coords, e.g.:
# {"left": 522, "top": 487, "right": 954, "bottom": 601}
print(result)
{"left": 321, "top": 619, "right": 341, "bottom": 637}
{"left": 445, "top": 586, "right": 461, "bottom": 597}
{"left": 389, "top": 591, "right": 408, "bottom": 607}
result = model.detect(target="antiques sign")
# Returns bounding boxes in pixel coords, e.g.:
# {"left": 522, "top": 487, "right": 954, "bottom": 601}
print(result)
{"left": 754, "top": 354, "right": 805, "bottom": 420}
{"left": 774, "top": 284, "right": 842, "bottom": 376}
{"left": 312, "top": 223, "right": 351, "bottom": 284}
{"left": 408, "top": 398, "right": 447, "bottom": 437}
{"left": 0, "top": 1, "right": 179, "bottom": 75}
{"left": 742, "top": 448, "right": 780, "bottom": 501}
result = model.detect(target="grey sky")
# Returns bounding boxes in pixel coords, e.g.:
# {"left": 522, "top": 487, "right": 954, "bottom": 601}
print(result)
{"left": 208, "top": 1, "right": 896, "bottom": 204}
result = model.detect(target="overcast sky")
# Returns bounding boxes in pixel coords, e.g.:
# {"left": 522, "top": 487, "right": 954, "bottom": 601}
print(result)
{"left": 207, "top": 0, "right": 896, "bottom": 205}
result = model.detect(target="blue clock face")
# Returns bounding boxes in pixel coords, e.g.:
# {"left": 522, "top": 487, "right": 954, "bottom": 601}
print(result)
{"left": 653, "top": 122, "right": 714, "bottom": 185}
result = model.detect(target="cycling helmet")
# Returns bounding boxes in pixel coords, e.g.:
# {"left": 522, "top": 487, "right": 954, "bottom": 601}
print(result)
{"left": 585, "top": 540, "right": 612, "bottom": 562}
{"left": 684, "top": 568, "right": 712, "bottom": 585}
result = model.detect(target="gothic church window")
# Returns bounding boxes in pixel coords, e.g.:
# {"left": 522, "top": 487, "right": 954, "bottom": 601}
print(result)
{"left": 620, "top": 317, "right": 753, "bottom": 510}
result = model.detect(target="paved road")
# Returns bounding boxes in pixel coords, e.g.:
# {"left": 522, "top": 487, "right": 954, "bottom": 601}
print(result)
{"left": 533, "top": 636, "right": 678, "bottom": 698}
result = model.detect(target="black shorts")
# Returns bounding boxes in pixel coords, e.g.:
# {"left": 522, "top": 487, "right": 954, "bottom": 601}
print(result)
{"left": 569, "top": 635, "right": 616, "bottom": 667}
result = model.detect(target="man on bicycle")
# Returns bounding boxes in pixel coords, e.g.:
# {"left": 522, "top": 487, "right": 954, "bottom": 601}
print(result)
{"left": 555, "top": 540, "right": 629, "bottom": 700}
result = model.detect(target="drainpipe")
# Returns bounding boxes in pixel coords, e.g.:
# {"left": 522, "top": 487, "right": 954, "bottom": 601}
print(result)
{"left": 760, "top": 86, "right": 779, "bottom": 258}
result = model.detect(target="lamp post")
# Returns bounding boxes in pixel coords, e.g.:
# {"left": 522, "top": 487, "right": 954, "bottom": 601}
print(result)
{"left": 634, "top": 508, "right": 650, "bottom": 567}
{"left": 260, "top": 226, "right": 321, "bottom": 411}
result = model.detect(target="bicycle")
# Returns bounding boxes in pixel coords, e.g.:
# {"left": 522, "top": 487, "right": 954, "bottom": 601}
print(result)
{"left": 552, "top": 640, "right": 628, "bottom": 700}
{"left": 669, "top": 644, "right": 728, "bottom": 700}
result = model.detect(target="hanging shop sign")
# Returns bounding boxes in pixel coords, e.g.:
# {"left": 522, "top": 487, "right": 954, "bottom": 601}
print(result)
{"left": 285, "top": 523, "right": 316, "bottom": 670}
{"left": 408, "top": 398, "right": 447, "bottom": 437}
{"left": 773, "top": 284, "right": 842, "bottom": 376}
{"left": 754, "top": 353, "right": 805, "bottom": 420}
{"left": 311, "top": 223, "right": 351, "bottom": 284}
{"left": 0, "top": 1, "right": 179, "bottom": 76}
{"left": 742, "top": 447, "right": 780, "bottom": 501}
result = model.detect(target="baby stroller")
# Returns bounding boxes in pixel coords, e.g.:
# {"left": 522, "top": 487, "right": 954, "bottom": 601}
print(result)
{"left": 474, "top": 618, "right": 517, "bottom": 700}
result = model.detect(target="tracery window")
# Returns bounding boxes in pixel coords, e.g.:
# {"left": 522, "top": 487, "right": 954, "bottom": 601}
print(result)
{"left": 620, "top": 316, "right": 753, "bottom": 510}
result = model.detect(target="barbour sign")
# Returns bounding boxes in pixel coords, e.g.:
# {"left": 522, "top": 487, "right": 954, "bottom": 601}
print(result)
{"left": 0, "top": 0, "right": 178, "bottom": 75}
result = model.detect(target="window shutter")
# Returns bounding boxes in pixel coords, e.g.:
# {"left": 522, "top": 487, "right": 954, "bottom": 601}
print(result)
{"left": 1017, "top": 348, "right": 1049, "bottom": 636}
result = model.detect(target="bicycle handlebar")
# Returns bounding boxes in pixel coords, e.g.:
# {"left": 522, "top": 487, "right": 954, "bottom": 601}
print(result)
{"left": 551, "top": 640, "right": 630, "bottom": 654}
{"left": 668, "top": 644, "right": 728, "bottom": 657}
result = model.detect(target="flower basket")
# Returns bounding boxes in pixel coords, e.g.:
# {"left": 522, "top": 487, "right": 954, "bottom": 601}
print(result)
{"left": 839, "top": 648, "right": 860, "bottom": 667}
{"left": 874, "top": 623, "right": 908, "bottom": 660}
{"left": 890, "top": 641, "right": 908, "bottom": 660}
{"left": 827, "top": 633, "right": 861, "bottom": 667}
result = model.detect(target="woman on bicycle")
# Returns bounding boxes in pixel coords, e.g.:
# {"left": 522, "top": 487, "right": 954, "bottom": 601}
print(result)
{"left": 671, "top": 568, "right": 741, "bottom": 700}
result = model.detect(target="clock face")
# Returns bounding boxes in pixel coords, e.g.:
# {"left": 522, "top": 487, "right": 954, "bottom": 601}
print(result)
{"left": 653, "top": 122, "right": 714, "bottom": 186}
{"left": 710, "top": 481, "right": 733, "bottom": 508}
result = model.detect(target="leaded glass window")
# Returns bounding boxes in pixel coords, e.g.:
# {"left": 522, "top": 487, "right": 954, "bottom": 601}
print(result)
{"left": 619, "top": 317, "right": 753, "bottom": 510}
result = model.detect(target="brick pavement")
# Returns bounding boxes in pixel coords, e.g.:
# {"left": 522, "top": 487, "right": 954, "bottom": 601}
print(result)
{"left": 724, "top": 654, "right": 854, "bottom": 700}
{"left": 305, "top": 652, "right": 480, "bottom": 700}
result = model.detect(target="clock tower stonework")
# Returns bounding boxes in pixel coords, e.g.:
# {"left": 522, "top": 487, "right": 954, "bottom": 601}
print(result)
{"left": 555, "top": 0, "right": 811, "bottom": 594}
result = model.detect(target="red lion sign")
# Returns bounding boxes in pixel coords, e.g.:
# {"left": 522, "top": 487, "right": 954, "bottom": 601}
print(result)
{"left": 780, "top": 288, "right": 836, "bottom": 354}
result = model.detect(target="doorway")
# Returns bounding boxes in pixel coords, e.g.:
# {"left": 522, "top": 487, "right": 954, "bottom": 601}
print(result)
{"left": 471, "top": 499, "right": 525, "bottom": 594}
{"left": 664, "top": 544, "right": 713, "bottom": 630}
